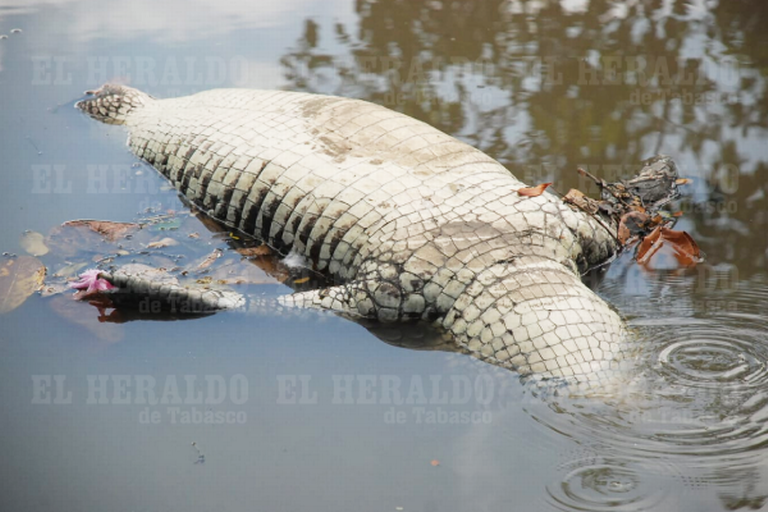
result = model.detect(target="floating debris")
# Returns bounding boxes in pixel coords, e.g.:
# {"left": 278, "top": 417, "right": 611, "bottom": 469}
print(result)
{"left": 636, "top": 226, "right": 702, "bottom": 268}
{"left": 236, "top": 244, "right": 272, "bottom": 258}
{"left": 191, "top": 441, "right": 205, "bottom": 464}
{"left": 192, "top": 248, "right": 223, "bottom": 272}
{"left": 0, "top": 256, "right": 46, "bottom": 314}
{"left": 146, "top": 237, "right": 179, "bottom": 249}
{"left": 19, "top": 231, "right": 49, "bottom": 256}
{"left": 517, "top": 182, "right": 552, "bottom": 197}
{"left": 26, "top": 137, "right": 42, "bottom": 155}
{"left": 61, "top": 219, "right": 140, "bottom": 242}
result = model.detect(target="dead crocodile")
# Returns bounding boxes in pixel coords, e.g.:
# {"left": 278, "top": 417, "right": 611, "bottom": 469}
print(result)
{"left": 76, "top": 84, "right": 679, "bottom": 382}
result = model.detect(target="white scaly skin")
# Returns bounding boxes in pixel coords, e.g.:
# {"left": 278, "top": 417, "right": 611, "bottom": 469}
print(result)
{"left": 77, "top": 84, "right": 634, "bottom": 382}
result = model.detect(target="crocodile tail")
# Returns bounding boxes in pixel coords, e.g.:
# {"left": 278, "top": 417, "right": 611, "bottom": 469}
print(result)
{"left": 75, "top": 83, "right": 153, "bottom": 125}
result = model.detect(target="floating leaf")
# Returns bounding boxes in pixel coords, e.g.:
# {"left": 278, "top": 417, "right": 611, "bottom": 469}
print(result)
{"left": 62, "top": 220, "right": 139, "bottom": 242}
{"left": 430, "top": 460, "right": 440, "bottom": 467}
{"left": 20, "top": 231, "right": 49, "bottom": 256}
{"left": 675, "top": 178, "right": 692, "bottom": 185}
{"left": 147, "top": 237, "right": 179, "bottom": 249}
{"left": 0, "top": 256, "right": 46, "bottom": 313}
{"left": 517, "top": 182, "right": 552, "bottom": 197}
{"left": 637, "top": 226, "right": 702, "bottom": 268}
{"left": 47, "top": 223, "right": 117, "bottom": 258}
{"left": 192, "top": 248, "right": 223, "bottom": 272}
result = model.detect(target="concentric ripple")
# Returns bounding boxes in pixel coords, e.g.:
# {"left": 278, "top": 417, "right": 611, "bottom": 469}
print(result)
{"left": 526, "top": 315, "right": 768, "bottom": 460}
{"left": 636, "top": 323, "right": 768, "bottom": 456}
{"left": 656, "top": 332, "right": 768, "bottom": 390}
{"left": 545, "top": 458, "right": 666, "bottom": 511}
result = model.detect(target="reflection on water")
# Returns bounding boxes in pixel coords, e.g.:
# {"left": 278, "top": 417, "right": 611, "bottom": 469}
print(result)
{"left": 278, "top": 4, "right": 768, "bottom": 505}
{"left": 281, "top": 0, "right": 768, "bottom": 275}
{"left": 0, "top": 0, "right": 767, "bottom": 511}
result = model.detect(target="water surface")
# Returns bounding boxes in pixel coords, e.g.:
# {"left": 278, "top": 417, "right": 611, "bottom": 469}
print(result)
{"left": 0, "top": 1, "right": 766, "bottom": 511}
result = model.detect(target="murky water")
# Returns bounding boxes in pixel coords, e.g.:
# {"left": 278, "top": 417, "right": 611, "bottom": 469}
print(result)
{"left": 0, "top": 1, "right": 766, "bottom": 511}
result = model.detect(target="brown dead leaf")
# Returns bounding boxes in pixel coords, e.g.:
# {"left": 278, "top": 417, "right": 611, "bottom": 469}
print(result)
{"left": 62, "top": 220, "right": 139, "bottom": 242}
{"left": 293, "top": 276, "right": 311, "bottom": 285}
{"left": 637, "top": 226, "right": 701, "bottom": 268}
{"left": 636, "top": 226, "right": 662, "bottom": 263}
{"left": 564, "top": 188, "right": 585, "bottom": 200}
{"left": 563, "top": 188, "right": 600, "bottom": 214}
{"left": 517, "top": 182, "right": 552, "bottom": 197}
{"left": 236, "top": 245, "right": 273, "bottom": 258}
{"left": 618, "top": 211, "right": 652, "bottom": 244}
{"left": 617, "top": 224, "right": 630, "bottom": 245}
{"left": 0, "top": 256, "right": 46, "bottom": 313}
{"left": 675, "top": 178, "right": 692, "bottom": 185}
{"left": 430, "top": 460, "right": 440, "bottom": 467}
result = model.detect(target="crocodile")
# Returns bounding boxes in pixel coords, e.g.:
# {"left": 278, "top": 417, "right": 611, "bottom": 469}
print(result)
{"left": 75, "top": 84, "right": 679, "bottom": 383}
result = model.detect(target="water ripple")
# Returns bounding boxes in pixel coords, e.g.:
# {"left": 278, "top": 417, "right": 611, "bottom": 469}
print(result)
{"left": 635, "top": 322, "right": 768, "bottom": 457}
{"left": 656, "top": 337, "right": 765, "bottom": 388}
{"left": 545, "top": 457, "right": 666, "bottom": 511}
{"left": 527, "top": 311, "right": 768, "bottom": 460}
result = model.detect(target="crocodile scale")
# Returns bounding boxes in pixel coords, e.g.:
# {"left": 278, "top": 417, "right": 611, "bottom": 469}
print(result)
{"left": 77, "top": 84, "right": 633, "bottom": 381}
